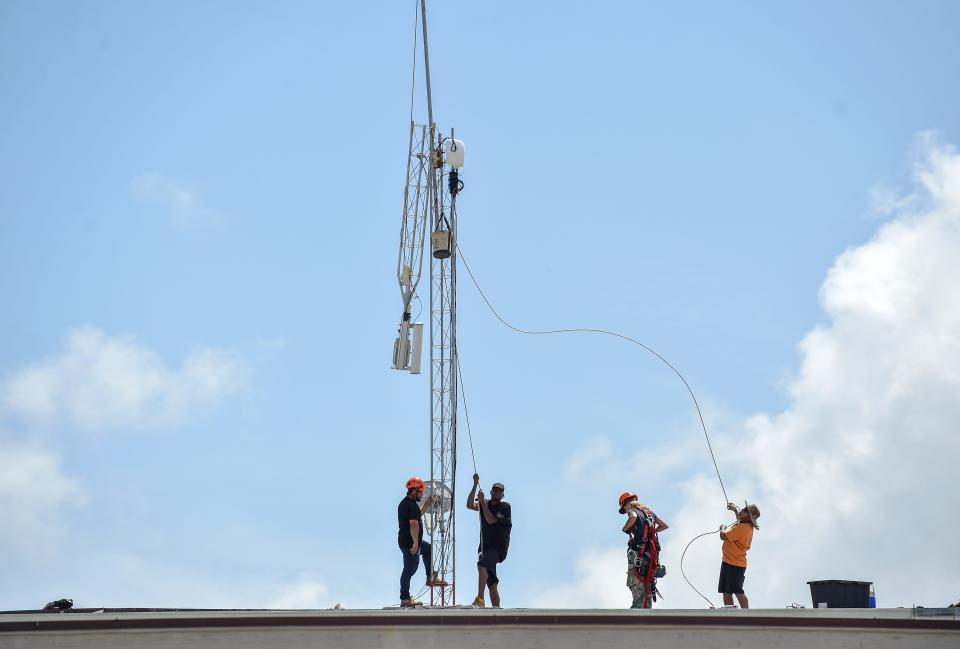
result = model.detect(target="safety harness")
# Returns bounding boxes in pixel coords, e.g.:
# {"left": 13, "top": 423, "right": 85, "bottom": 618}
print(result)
{"left": 626, "top": 506, "right": 662, "bottom": 607}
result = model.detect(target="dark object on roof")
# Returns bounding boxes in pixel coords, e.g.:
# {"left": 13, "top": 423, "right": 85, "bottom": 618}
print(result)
{"left": 807, "top": 580, "right": 872, "bottom": 608}
{"left": 43, "top": 599, "right": 73, "bottom": 611}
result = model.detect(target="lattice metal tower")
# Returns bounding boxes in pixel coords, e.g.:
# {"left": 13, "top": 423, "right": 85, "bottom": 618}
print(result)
{"left": 392, "top": 0, "right": 463, "bottom": 606}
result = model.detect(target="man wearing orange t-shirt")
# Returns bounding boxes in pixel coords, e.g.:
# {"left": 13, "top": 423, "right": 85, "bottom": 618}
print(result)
{"left": 718, "top": 501, "right": 760, "bottom": 608}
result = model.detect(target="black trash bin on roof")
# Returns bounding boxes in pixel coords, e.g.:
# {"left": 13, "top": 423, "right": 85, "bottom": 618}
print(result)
{"left": 807, "top": 580, "right": 872, "bottom": 608}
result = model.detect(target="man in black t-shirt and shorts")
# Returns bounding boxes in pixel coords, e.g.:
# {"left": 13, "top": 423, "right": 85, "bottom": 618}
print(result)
{"left": 397, "top": 476, "right": 440, "bottom": 607}
{"left": 466, "top": 473, "right": 512, "bottom": 608}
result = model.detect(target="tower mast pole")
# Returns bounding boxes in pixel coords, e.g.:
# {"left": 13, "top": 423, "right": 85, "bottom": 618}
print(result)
{"left": 421, "top": 0, "right": 457, "bottom": 606}
{"left": 420, "top": 0, "right": 434, "bottom": 130}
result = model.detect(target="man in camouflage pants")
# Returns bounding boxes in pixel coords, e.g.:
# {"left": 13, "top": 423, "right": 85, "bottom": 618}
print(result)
{"left": 619, "top": 492, "right": 669, "bottom": 608}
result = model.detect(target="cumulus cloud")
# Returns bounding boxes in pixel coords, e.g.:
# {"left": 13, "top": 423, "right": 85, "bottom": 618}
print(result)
{"left": 565, "top": 432, "right": 707, "bottom": 485}
{"left": 868, "top": 183, "right": 910, "bottom": 219}
{"left": 269, "top": 574, "right": 332, "bottom": 609}
{"left": 549, "top": 135, "right": 960, "bottom": 609}
{"left": 0, "top": 442, "right": 83, "bottom": 552}
{"left": 18, "top": 555, "right": 335, "bottom": 610}
{"left": 1, "top": 327, "right": 249, "bottom": 431}
{"left": 59, "top": 554, "right": 264, "bottom": 608}
{"left": 532, "top": 547, "right": 626, "bottom": 608}
{"left": 131, "top": 172, "right": 220, "bottom": 227}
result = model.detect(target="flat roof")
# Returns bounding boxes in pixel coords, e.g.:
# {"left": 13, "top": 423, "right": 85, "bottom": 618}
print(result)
{"left": 2, "top": 607, "right": 958, "bottom": 633}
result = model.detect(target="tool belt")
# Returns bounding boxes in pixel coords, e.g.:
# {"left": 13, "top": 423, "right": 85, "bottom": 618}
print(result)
{"left": 628, "top": 549, "right": 667, "bottom": 578}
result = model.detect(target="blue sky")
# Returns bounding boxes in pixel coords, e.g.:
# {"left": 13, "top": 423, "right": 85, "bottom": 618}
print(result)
{"left": 1, "top": 1, "right": 959, "bottom": 609}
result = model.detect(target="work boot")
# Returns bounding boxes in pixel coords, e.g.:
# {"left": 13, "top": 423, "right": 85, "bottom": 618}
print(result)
{"left": 400, "top": 599, "right": 422, "bottom": 608}
{"left": 427, "top": 572, "right": 449, "bottom": 587}
{"left": 472, "top": 596, "right": 485, "bottom": 607}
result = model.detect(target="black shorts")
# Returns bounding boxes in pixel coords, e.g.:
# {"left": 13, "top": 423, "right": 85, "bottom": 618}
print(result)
{"left": 478, "top": 547, "right": 503, "bottom": 585}
{"left": 718, "top": 561, "right": 746, "bottom": 594}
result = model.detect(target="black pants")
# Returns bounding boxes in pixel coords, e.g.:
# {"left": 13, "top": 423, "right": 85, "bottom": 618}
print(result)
{"left": 478, "top": 547, "right": 503, "bottom": 586}
{"left": 399, "top": 540, "right": 432, "bottom": 600}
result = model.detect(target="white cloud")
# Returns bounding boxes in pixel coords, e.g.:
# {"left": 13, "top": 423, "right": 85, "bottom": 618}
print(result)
{"left": 269, "top": 574, "right": 332, "bottom": 609}
{"left": 868, "top": 182, "right": 911, "bottom": 219}
{"left": 565, "top": 438, "right": 616, "bottom": 479}
{"left": 1, "top": 327, "right": 249, "bottom": 431}
{"left": 565, "top": 431, "right": 707, "bottom": 485}
{"left": 6, "top": 554, "right": 337, "bottom": 610}
{"left": 63, "top": 554, "right": 275, "bottom": 609}
{"left": 0, "top": 442, "right": 83, "bottom": 552}
{"left": 547, "top": 135, "right": 960, "bottom": 609}
{"left": 131, "top": 172, "right": 220, "bottom": 227}
{"left": 531, "top": 546, "right": 626, "bottom": 608}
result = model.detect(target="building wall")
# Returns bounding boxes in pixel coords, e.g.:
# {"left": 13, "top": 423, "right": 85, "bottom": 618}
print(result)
{"left": 1, "top": 608, "right": 957, "bottom": 649}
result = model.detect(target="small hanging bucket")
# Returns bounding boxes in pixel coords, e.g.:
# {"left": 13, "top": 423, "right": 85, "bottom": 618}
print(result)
{"left": 431, "top": 230, "right": 451, "bottom": 259}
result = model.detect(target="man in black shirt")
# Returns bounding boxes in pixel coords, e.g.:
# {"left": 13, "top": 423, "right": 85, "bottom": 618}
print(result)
{"left": 466, "top": 473, "right": 512, "bottom": 607}
{"left": 398, "top": 476, "right": 438, "bottom": 607}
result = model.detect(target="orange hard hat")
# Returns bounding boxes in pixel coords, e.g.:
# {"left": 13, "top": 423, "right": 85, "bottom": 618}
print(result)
{"left": 618, "top": 491, "right": 637, "bottom": 513}
{"left": 406, "top": 476, "right": 426, "bottom": 491}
